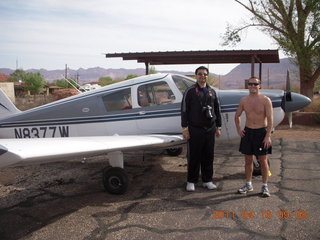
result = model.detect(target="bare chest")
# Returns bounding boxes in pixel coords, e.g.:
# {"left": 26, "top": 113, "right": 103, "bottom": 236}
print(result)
{"left": 243, "top": 99, "right": 265, "bottom": 114}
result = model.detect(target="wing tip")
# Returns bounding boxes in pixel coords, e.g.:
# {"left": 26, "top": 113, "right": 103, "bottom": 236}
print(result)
{"left": 0, "top": 145, "right": 8, "bottom": 155}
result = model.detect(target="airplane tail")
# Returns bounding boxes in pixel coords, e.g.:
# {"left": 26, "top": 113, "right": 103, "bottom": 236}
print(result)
{"left": 0, "top": 88, "right": 21, "bottom": 118}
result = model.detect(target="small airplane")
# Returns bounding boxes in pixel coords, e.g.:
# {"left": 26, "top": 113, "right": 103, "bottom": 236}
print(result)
{"left": 0, "top": 73, "right": 311, "bottom": 194}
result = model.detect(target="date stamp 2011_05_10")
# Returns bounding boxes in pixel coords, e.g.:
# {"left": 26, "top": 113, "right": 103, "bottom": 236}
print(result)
{"left": 211, "top": 209, "right": 309, "bottom": 220}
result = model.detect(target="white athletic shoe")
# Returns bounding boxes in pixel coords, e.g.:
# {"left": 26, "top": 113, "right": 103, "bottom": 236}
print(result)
{"left": 202, "top": 182, "right": 217, "bottom": 190}
{"left": 186, "top": 182, "right": 195, "bottom": 192}
{"left": 238, "top": 183, "right": 253, "bottom": 194}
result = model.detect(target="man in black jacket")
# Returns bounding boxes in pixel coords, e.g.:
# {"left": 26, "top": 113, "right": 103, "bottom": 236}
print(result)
{"left": 181, "top": 66, "right": 222, "bottom": 191}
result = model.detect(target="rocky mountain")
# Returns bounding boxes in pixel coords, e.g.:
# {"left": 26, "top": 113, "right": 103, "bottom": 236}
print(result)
{"left": 0, "top": 67, "right": 147, "bottom": 83}
{"left": 0, "top": 58, "right": 299, "bottom": 89}
{"left": 220, "top": 58, "right": 299, "bottom": 89}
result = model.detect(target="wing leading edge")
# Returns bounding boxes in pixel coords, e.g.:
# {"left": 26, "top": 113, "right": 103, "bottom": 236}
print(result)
{"left": 0, "top": 134, "right": 185, "bottom": 168}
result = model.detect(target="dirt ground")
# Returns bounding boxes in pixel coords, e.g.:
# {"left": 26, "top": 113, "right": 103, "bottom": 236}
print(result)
{"left": 272, "top": 124, "right": 320, "bottom": 139}
{"left": 1, "top": 125, "right": 319, "bottom": 239}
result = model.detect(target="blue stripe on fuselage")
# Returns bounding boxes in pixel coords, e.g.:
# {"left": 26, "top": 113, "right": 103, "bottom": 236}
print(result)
{"left": 0, "top": 100, "right": 282, "bottom": 128}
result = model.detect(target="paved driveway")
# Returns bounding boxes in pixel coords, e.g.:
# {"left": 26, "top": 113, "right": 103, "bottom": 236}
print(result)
{"left": 0, "top": 138, "right": 319, "bottom": 240}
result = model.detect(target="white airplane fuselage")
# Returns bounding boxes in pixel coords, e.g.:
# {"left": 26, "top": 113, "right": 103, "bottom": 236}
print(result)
{"left": 0, "top": 73, "right": 312, "bottom": 194}
{"left": 0, "top": 73, "right": 310, "bottom": 141}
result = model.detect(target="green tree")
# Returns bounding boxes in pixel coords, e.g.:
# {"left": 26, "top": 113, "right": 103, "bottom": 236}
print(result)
{"left": 8, "top": 69, "right": 28, "bottom": 82}
{"left": 149, "top": 66, "right": 157, "bottom": 74}
{"left": 55, "top": 78, "right": 78, "bottom": 88}
{"left": 8, "top": 69, "right": 46, "bottom": 94}
{"left": 55, "top": 79, "right": 70, "bottom": 88}
{"left": 99, "top": 76, "right": 114, "bottom": 86}
{"left": 221, "top": 0, "right": 320, "bottom": 98}
{"left": 125, "top": 74, "right": 139, "bottom": 80}
{"left": 24, "top": 72, "right": 46, "bottom": 94}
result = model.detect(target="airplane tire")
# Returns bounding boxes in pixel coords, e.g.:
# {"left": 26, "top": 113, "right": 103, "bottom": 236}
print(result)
{"left": 253, "top": 157, "right": 270, "bottom": 176}
{"left": 102, "top": 167, "right": 129, "bottom": 194}
{"left": 166, "top": 147, "right": 183, "bottom": 156}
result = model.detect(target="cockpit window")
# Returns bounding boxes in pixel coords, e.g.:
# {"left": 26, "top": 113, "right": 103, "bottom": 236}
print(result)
{"left": 138, "top": 81, "right": 175, "bottom": 107}
{"left": 172, "top": 75, "right": 195, "bottom": 94}
{"left": 102, "top": 88, "right": 132, "bottom": 112}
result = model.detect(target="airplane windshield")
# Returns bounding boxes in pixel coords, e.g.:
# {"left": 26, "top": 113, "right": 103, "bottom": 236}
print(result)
{"left": 172, "top": 75, "right": 195, "bottom": 94}
{"left": 138, "top": 81, "right": 175, "bottom": 107}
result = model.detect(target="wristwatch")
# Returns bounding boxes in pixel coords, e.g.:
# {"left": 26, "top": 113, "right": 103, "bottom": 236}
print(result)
{"left": 217, "top": 127, "right": 222, "bottom": 130}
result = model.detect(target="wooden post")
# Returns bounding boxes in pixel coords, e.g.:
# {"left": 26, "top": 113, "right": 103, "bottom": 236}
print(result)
{"left": 145, "top": 62, "right": 149, "bottom": 75}
{"left": 259, "top": 62, "right": 262, "bottom": 83}
{"left": 251, "top": 56, "right": 255, "bottom": 77}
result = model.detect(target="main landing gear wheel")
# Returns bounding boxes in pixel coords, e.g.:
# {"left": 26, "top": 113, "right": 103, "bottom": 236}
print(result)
{"left": 102, "top": 167, "right": 128, "bottom": 194}
{"left": 166, "top": 147, "right": 183, "bottom": 156}
{"left": 253, "top": 157, "right": 270, "bottom": 176}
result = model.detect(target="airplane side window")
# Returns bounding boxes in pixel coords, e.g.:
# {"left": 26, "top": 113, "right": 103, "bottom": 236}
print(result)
{"left": 172, "top": 75, "right": 196, "bottom": 94}
{"left": 138, "top": 81, "right": 175, "bottom": 107}
{"left": 138, "top": 85, "right": 153, "bottom": 107}
{"left": 102, "top": 88, "right": 132, "bottom": 112}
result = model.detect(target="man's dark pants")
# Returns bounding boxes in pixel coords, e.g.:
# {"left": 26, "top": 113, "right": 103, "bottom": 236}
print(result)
{"left": 187, "top": 126, "right": 215, "bottom": 183}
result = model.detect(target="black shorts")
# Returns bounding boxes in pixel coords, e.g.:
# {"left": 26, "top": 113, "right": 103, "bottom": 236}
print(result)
{"left": 239, "top": 127, "right": 272, "bottom": 156}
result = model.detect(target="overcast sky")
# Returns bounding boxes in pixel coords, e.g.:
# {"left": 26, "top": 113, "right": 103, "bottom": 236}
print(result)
{"left": 0, "top": 0, "right": 282, "bottom": 75}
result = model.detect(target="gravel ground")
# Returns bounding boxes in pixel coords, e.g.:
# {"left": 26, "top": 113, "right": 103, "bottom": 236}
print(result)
{"left": 272, "top": 124, "right": 320, "bottom": 140}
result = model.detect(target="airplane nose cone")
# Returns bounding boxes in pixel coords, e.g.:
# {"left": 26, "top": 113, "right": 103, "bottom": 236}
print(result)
{"left": 282, "top": 92, "right": 312, "bottom": 112}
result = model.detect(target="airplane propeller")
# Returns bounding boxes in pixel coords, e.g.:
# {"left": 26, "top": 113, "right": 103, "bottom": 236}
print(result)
{"left": 281, "top": 70, "right": 311, "bottom": 128}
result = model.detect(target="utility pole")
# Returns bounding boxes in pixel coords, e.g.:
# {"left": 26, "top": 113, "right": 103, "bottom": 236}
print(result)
{"left": 65, "top": 64, "right": 68, "bottom": 79}
{"left": 75, "top": 72, "right": 79, "bottom": 83}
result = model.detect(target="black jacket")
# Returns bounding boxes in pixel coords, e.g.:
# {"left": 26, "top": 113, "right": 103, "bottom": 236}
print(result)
{"left": 181, "top": 83, "right": 222, "bottom": 129}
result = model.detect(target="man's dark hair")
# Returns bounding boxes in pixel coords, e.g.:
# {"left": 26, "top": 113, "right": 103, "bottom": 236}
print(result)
{"left": 248, "top": 77, "right": 261, "bottom": 84}
{"left": 195, "top": 66, "right": 209, "bottom": 75}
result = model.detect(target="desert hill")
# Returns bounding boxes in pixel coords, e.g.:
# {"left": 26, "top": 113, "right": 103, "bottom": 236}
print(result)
{"left": 0, "top": 58, "right": 299, "bottom": 89}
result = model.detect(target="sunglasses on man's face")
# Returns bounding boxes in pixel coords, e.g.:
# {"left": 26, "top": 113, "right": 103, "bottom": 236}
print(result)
{"left": 248, "top": 82, "right": 260, "bottom": 86}
{"left": 197, "top": 73, "right": 208, "bottom": 76}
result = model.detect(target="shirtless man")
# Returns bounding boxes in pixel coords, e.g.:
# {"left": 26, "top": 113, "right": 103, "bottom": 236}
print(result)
{"left": 234, "top": 77, "right": 273, "bottom": 197}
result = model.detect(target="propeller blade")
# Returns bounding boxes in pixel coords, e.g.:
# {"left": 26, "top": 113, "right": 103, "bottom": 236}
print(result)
{"left": 286, "top": 70, "right": 291, "bottom": 91}
{"left": 285, "top": 70, "right": 292, "bottom": 101}
{"left": 287, "top": 112, "right": 293, "bottom": 128}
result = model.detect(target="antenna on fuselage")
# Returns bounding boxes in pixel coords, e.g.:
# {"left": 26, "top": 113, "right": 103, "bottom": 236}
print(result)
{"left": 61, "top": 76, "right": 82, "bottom": 93}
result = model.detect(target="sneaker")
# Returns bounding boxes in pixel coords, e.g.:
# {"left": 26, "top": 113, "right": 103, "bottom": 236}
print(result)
{"left": 238, "top": 183, "right": 253, "bottom": 194}
{"left": 261, "top": 185, "right": 271, "bottom": 197}
{"left": 202, "top": 182, "right": 217, "bottom": 190}
{"left": 186, "top": 182, "right": 195, "bottom": 192}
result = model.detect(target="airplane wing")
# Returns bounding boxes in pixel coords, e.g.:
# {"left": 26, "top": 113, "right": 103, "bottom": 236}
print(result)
{"left": 0, "top": 134, "right": 185, "bottom": 168}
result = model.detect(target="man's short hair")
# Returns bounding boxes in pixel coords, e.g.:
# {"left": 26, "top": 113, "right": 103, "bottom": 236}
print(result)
{"left": 195, "top": 66, "right": 209, "bottom": 75}
{"left": 248, "top": 77, "right": 261, "bottom": 84}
